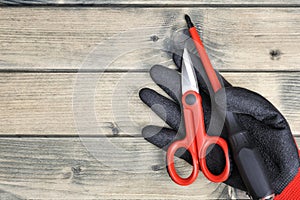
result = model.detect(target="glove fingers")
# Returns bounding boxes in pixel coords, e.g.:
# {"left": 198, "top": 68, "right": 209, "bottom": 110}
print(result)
{"left": 142, "top": 125, "right": 240, "bottom": 178}
{"left": 142, "top": 125, "right": 192, "bottom": 164}
{"left": 142, "top": 125, "right": 177, "bottom": 150}
{"left": 149, "top": 65, "right": 213, "bottom": 130}
{"left": 215, "top": 87, "right": 287, "bottom": 129}
{"left": 139, "top": 88, "right": 182, "bottom": 131}
{"left": 150, "top": 65, "right": 182, "bottom": 104}
{"left": 150, "top": 64, "right": 214, "bottom": 106}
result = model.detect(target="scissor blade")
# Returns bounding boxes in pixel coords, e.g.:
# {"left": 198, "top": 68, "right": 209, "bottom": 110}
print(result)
{"left": 182, "top": 48, "right": 199, "bottom": 94}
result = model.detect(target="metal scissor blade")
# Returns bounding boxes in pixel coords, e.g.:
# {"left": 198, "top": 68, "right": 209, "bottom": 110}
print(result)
{"left": 182, "top": 48, "right": 199, "bottom": 94}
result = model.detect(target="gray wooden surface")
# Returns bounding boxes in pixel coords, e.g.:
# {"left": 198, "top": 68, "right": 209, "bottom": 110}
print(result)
{"left": 0, "top": 72, "right": 299, "bottom": 136}
{"left": 0, "top": 2, "right": 299, "bottom": 199}
{"left": 0, "top": 138, "right": 298, "bottom": 199}
{"left": 0, "top": 8, "right": 299, "bottom": 71}
{"left": 1, "top": 0, "right": 300, "bottom": 5}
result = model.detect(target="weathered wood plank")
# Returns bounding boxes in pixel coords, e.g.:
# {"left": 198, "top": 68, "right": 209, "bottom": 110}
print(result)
{"left": 0, "top": 137, "right": 229, "bottom": 199}
{"left": 0, "top": 137, "right": 298, "bottom": 199}
{"left": 1, "top": 0, "right": 300, "bottom": 5}
{"left": 0, "top": 8, "right": 299, "bottom": 71}
{"left": 0, "top": 72, "right": 299, "bottom": 136}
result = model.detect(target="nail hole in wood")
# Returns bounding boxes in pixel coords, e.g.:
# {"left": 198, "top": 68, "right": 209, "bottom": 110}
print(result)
{"left": 151, "top": 165, "right": 162, "bottom": 171}
{"left": 150, "top": 35, "right": 159, "bottom": 42}
{"left": 71, "top": 166, "right": 82, "bottom": 175}
{"left": 111, "top": 122, "right": 120, "bottom": 136}
{"left": 269, "top": 49, "right": 282, "bottom": 60}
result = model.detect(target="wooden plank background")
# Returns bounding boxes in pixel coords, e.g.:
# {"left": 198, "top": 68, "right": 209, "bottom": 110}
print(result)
{"left": 0, "top": 137, "right": 298, "bottom": 199}
{"left": 0, "top": 8, "right": 299, "bottom": 71}
{"left": 1, "top": 0, "right": 300, "bottom": 5}
{"left": 0, "top": 72, "right": 299, "bottom": 136}
{"left": 0, "top": 2, "right": 299, "bottom": 199}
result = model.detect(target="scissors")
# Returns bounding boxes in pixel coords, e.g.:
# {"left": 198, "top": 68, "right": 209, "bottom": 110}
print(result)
{"left": 166, "top": 48, "right": 231, "bottom": 186}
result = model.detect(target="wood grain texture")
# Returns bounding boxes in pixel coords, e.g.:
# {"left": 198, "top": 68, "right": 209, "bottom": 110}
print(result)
{"left": 0, "top": 8, "right": 299, "bottom": 71}
{"left": 0, "top": 72, "right": 299, "bottom": 136}
{"left": 0, "top": 137, "right": 298, "bottom": 199}
{"left": 0, "top": 137, "right": 230, "bottom": 199}
{"left": 0, "top": 2, "right": 298, "bottom": 200}
{"left": 1, "top": 0, "right": 300, "bottom": 5}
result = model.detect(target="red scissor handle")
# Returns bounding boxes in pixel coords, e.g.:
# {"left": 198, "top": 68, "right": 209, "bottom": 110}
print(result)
{"left": 166, "top": 139, "right": 199, "bottom": 185}
{"left": 167, "top": 90, "right": 230, "bottom": 185}
{"left": 199, "top": 136, "right": 230, "bottom": 182}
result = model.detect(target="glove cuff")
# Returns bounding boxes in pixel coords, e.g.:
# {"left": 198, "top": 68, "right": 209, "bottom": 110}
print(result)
{"left": 274, "top": 148, "right": 300, "bottom": 200}
{"left": 274, "top": 168, "right": 300, "bottom": 199}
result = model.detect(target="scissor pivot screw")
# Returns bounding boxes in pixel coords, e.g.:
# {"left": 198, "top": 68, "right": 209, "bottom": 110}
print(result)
{"left": 185, "top": 94, "right": 196, "bottom": 105}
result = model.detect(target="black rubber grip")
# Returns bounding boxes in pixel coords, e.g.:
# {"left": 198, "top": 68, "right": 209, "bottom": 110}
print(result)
{"left": 226, "top": 112, "right": 274, "bottom": 200}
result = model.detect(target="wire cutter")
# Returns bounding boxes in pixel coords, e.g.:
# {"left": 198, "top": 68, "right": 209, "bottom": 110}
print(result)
{"left": 166, "top": 48, "right": 231, "bottom": 185}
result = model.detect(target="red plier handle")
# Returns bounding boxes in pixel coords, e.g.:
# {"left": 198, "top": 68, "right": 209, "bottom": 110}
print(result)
{"left": 166, "top": 91, "right": 230, "bottom": 185}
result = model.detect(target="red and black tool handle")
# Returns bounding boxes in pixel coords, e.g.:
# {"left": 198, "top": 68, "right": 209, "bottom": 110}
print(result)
{"left": 185, "top": 14, "right": 275, "bottom": 200}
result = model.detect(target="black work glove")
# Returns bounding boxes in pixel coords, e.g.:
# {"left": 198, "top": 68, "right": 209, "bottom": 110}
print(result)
{"left": 139, "top": 32, "right": 299, "bottom": 195}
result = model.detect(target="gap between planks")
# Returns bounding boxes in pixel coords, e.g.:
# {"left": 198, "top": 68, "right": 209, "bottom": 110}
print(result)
{"left": 1, "top": 0, "right": 300, "bottom": 6}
